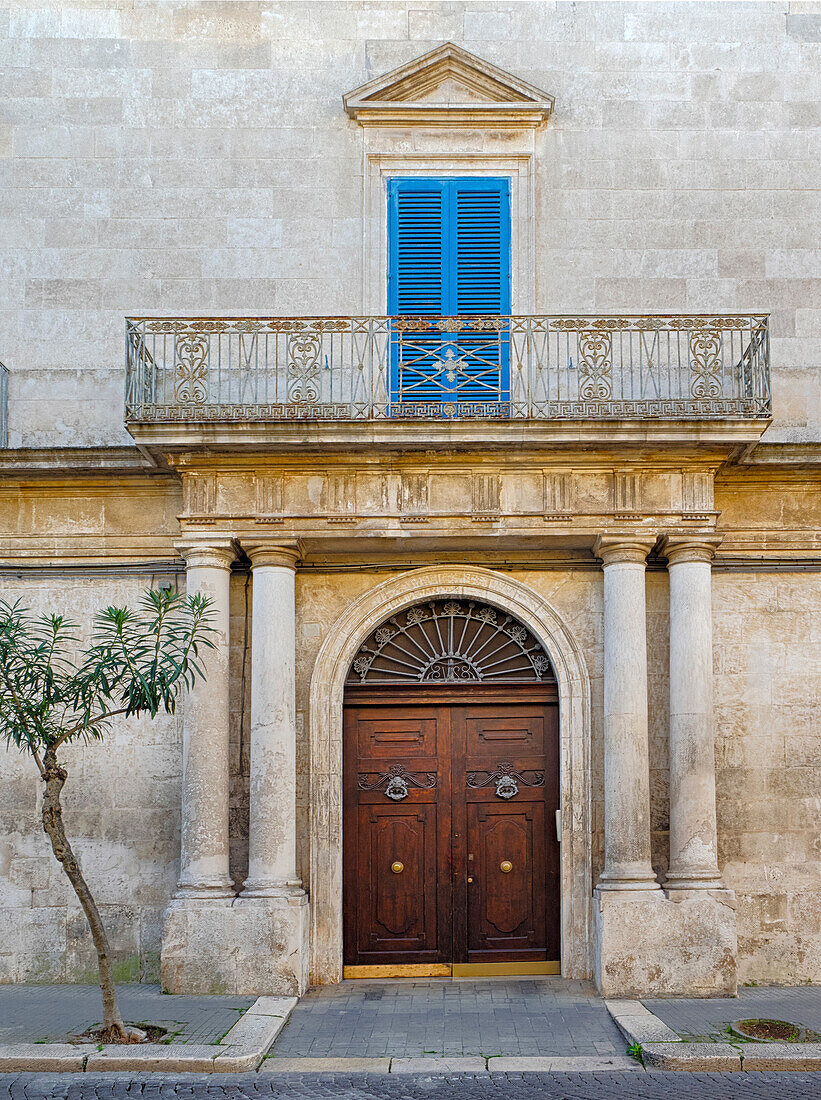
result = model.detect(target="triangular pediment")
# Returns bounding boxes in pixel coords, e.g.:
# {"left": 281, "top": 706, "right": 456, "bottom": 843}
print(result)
{"left": 344, "top": 43, "right": 554, "bottom": 129}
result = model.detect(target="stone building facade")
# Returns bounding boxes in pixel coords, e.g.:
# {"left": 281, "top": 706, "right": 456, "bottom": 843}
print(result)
{"left": 0, "top": 1, "right": 819, "bottom": 998}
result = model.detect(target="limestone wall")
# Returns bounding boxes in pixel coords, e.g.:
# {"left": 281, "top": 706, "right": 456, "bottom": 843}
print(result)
{"left": 1, "top": 560, "right": 819, "bottom": 983}
{"left": 0, "top": 573, "right": 183, "bottom": 983}
{"left": 1, "top": 0, "right": 819, "bottom": 445}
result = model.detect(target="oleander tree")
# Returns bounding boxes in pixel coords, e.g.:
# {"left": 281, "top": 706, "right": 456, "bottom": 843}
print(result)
{"left": 0, "top": 589, "right": 214, "bottom": 1043}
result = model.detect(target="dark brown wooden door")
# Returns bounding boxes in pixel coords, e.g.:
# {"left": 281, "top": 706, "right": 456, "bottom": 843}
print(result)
{"left": 343, "top": 687, "right": 559, "bottom": 967}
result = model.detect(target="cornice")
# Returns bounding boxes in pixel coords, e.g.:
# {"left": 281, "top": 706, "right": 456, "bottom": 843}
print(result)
{"left": 343, "top": 42, "right": 554, "bottom": 131}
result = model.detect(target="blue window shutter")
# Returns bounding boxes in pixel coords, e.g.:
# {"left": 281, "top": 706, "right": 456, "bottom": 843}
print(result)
{"left": 388, "top": 180, "right": 446, "bottom": 315}
{"left": 388, "top": 177, "right": 510, "bottom": 407}
{"left": 454, "top": 181, "right": 510, "bottom": 315}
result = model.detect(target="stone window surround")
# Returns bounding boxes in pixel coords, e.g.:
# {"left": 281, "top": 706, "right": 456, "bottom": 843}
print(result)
{"left": 308, "top": 564, "right": 592, "bottom": 985}
{"left": 362, "top": 152, "right": 536, "bottom": 315}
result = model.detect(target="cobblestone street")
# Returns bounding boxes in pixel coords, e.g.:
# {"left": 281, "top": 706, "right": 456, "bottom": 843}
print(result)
{"left": 1, "top": 1070, "right": 820, "bottom": 1099}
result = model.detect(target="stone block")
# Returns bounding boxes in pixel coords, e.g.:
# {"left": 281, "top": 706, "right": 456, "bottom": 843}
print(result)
{"left": 488, "top": 1055, "right": 640, "bottom": 1072}
{"left": 85, "top": 1043, "right": 218, "bottom": 1072}
{"left": 261, "top": 1057, "right": 391, "bottom": 1072}
{"left": 218, "top": 1008, "right": 290, "bottom": 1050}
{"left": 0, "top": 1044, "right": 94, "bottom": 1072}
{"left": 604, "top": 1000, "right": 681, "bottom": 1044}
{"left": 741, "top": 1042, "right": 821, "bottom": 1070}
{"left": 642, "top": 1042, "right": 742, "bottom": 1071}
{"left": 595, "top": 889, "right": 738, "bottom": 997}
{"left": 161, "top": 894, "right": 309, "bottom": 996}
{"left": 390, "top": 1057, "right": 488, "bottom": 1073}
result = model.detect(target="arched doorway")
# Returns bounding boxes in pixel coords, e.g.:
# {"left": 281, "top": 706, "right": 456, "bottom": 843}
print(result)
{"left": 342, "top": 597, "right": 560, "bottom": 977}
{"left": 308, "top": 566, "right": 592, "bottom": 986}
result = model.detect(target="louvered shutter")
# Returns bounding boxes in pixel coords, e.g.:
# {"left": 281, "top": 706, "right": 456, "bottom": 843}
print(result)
{"left": 388, "top": 183, "right": 446, "bottom": 315}
{"left": 388, "top": 177, "right": 510, "bottom": 407}
{"left": 454, "top": 182, "right": 509, "bottom": 315}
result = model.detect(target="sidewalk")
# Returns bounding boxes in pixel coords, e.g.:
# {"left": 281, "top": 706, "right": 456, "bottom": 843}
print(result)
{"left": 0, "top": 984, "right": 253, "bottom": 1045}
{"left": 0, "top": 985, "right": 296, "bottom": 1073}
{"left": 609, "top": 983, "right": 821, "bottom": 1071}
{"left": 265, "top": 976, "right": 635, "bottom": 1072}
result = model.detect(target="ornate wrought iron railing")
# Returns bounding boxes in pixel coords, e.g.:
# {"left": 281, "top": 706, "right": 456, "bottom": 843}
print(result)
{"left": 125, "top": 314, "right": 770, "bottom": 423}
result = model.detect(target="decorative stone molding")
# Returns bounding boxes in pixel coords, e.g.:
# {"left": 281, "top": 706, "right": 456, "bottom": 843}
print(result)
{"left": 343, "top": 42, "right": 554, "bottom": 130}
{"left": 612, "top": 471, "right": 641, "bottom": 521}
{"left": 543, "top": 470, "right": 573, "bottom": 521}
{"left": 660, "top": 533, "right": 723, "bottom": 566}
{"left": 243, "top": 542, "right": 301, "bottom": 570}
{"left": 594, "top": 534, "right": 657, "bottom": 567}
{"left": 324, "top": 472, "right": 357, "bottom": 524}
{"left": 184, "top": 473, "right": 217, "bottom": 524}
{"left": 308, "top": 565, "right": 592, "bottom": 985}
{"left": 175, "top": 540, "right": 235, "bottom": 572}
{"left": 255, "top": 474, "right": 284, "bottom": 524}
{"left": 399, "top": 472, "right": 429, "bottom": 523}
{"left": 472, "top": 472, "right": 500, "bottom": 522}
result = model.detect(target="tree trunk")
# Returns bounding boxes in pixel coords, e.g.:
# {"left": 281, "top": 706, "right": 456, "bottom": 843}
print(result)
{"left": 41, "top": 746, "right": 138, "bottom": 1043}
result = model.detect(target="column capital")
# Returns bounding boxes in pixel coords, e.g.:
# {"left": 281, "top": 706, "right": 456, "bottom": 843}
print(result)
{"left": 660, "top": 533, "right": 723, "bottom": 566}
{"left": 175, "top": 540, "right": 236, "bottom": 571}
{"left": 594, "top": 533, "right": 657, "bottom": 567}
{"left": 243, "top": 541, "right": 301, "bottom": 570}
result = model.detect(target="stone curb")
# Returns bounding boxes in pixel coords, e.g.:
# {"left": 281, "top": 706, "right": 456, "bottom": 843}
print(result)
{"left": 641, "top": 1042, "right": 742, "bottom": 1071}
{"left": 264, "top": 1054, "right": 641, "bottom": 1073}
{"left": 604, "top": 999, "right": 681, "bottom": 1045}
{"left": 604, "top": 1000, "right": 821, "bottom": 1071}
{"left": 0, "top": 995, "right": 296, "bottom": 1074}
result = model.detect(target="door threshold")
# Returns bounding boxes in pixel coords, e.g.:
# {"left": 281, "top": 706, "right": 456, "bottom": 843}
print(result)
{"left": 343, "top": 961, "right": 560, "bottom": 979}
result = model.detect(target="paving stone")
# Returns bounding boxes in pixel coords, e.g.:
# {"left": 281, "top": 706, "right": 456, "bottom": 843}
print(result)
{"left": 642, "top": 984, "right": 821, "bottom": 1040}
{"left": 269, "top": 978, "right": 624, "bottom": 1058}
{"left": 642, "top": 1042, "right": 742, "bottom": 1071}
{"left": 0, "top": 985, "right": 252, "bottom": 1046}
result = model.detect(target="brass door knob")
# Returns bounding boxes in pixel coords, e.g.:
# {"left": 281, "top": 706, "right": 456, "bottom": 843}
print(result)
{"left": 391, "top": 861, "right": 404, "bottom": 874}
{"left": 500, "top": 860, "right": 513, "bottom": 873}
{"left": 467, "top": 876, "right": 474, "bottom": 883}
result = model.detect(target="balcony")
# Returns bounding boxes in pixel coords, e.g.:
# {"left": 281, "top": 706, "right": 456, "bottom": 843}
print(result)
{"left": 125, "top": 314, "right": 770, "bottom": 451}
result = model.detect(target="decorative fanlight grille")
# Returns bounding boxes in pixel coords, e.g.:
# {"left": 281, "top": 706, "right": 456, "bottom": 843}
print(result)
{"left": 347, "top": 599, "right": 554, "bottom": 685}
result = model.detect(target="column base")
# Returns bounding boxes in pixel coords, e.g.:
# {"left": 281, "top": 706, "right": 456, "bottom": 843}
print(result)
{"left": 594, "top": 887, "right": 737, "bottom": 998}
{"left": 596, "top": 864, "right": 660, "bottom": 891}
{"left": 665, "top": 870, "right": 725, "bottom": 891}
{"left": 161, "top": 894, "right": 309, "bottom": 996}
{"left": 240, "top": 878, "right": 305, "bottom": 899}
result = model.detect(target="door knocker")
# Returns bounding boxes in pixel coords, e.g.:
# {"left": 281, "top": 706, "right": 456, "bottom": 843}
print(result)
{"left": 495, "top": 774, "right": 519, "bottom": 800}
{"left": 385, "top": 775, "right": 409, "bottom": 801}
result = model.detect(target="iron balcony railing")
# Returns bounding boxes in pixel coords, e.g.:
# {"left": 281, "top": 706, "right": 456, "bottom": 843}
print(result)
{"left": 125, "top": 314, "right": 770, "bottom": 423}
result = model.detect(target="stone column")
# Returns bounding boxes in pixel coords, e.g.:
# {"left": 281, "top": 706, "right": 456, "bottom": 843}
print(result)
{"left": 242, "top": 543, "right": 305, "bottom": 897}
{"left": 594, "top": 536, "right": 660, "bottom": 892}
{"left": 662, "top": 535, "right": 724, "bottom": 891}
{"left": 175, "top": 541, "right": 235, "bottom": 898}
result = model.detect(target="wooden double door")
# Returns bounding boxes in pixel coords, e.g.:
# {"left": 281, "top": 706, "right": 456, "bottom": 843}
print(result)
{"left": 343, "top": 686, "right": 560, "bottom": 973}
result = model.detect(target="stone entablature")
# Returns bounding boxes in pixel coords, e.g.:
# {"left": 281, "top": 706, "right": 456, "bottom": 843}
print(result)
{"left": 172, "top": 457, "right": 723, "bottom": 539}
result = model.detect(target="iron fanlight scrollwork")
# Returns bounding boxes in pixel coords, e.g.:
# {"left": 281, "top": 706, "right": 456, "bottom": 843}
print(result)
{"left": 467, "top": 761, "right": 546, "bottom": 801}
{"left": 357, "top": 764, "right": 437, "bottom": 802}
{"left": 347, "top": 599, "right": 555, "bottom": 685}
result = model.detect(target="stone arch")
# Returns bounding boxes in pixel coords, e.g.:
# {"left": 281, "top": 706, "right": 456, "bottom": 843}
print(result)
{"left": 308, "top": 565, "right": 592, "bottom": 984}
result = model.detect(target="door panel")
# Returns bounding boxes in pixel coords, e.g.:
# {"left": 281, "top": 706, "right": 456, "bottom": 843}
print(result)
{"left": 358, "top": 805, "right": 439, "bottom": 956}
{"left": 344, "top": 705, "right": 451, "bottom": 965}
{"left": 467, "top": 802, "right": 546, "bottom": 959}
{"left": 343, "top": 694, "right": 559, "bottom": 968}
